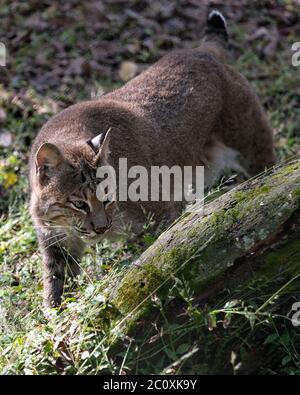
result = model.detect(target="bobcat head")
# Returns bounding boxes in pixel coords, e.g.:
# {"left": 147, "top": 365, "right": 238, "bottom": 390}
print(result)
{"left": 30, "top": 128, "right": 116, "bottom": 243}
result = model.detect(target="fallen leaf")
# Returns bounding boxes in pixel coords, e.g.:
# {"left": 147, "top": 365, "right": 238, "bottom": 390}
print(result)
{"left": 118, "top": 61, "right": 138, "bottom": 82}
{"left": 0, "top": 131, "right": 12, "bottom": 147}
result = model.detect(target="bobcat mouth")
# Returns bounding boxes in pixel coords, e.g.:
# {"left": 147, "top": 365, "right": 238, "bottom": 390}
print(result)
{"left": 74, "top": 229, "right": 109, "bottom": 243}
{"left": 86, "top": 228, "right": 109, "bottom": 237}
{"left": 74, "top": 226, "right": 90, "bottom": 236}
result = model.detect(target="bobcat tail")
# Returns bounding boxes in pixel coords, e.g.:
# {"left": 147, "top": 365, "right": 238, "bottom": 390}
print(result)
{"left": 204, "top": 10, "right": 228, "bottom": 46}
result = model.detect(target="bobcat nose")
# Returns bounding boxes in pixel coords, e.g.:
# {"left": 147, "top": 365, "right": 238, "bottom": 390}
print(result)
{"left": 94, "top": 226, "right": 107, "bottom": 234}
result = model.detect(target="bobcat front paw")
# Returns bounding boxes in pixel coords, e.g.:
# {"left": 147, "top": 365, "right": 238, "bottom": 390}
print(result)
{"left": 43, "top": 275, "right": 64, "bottom": 308}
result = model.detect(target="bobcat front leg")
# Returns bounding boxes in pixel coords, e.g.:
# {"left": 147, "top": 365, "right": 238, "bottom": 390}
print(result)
{"left": 37, "top": 229, "right": 84, "bottom": 308}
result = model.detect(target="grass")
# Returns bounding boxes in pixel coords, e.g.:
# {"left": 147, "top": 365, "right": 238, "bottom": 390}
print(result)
{"left": 1, "top": 0, "right": 300, "bottom": 374}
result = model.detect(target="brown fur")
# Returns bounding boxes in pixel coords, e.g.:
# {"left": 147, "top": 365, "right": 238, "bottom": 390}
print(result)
{"left": 29, "top": 12, "right": 275, "bottom": 307}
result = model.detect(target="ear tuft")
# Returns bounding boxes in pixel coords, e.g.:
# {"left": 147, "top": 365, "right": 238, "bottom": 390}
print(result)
{"left": 87, "top": 127, "right": 111, "bottom": 157}
{"left": 35, "top": 143, "right": 63, "bottom": 174}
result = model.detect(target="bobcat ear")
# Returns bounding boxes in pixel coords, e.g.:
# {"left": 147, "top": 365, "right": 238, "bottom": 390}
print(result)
{"left": 87, "top": 127, "right": 111, "bottom": 158}
{"left": 35, "top": 143, "right": 63, "bottom": 177}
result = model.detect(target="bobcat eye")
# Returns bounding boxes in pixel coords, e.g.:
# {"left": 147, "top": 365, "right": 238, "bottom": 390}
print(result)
{"left": 71, "top": 200, "right": 89, "bottom": 211}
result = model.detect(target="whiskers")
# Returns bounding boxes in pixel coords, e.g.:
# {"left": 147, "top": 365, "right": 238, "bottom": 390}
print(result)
{"left": 34, "top": 217, "right": 73, "bottom": 229}
{"left": 73, "top": 219, "right": 91, "bottom": 236}
{"left": 33, "top": 217, "right": 76, "bottom": 250}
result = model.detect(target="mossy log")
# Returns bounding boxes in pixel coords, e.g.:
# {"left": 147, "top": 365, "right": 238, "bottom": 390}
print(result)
{"left": 104, "top": 160, "right": 300, "bottom": 341}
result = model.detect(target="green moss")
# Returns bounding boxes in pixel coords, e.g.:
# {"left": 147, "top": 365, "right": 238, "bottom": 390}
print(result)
{"left": 271, "top": 162, "right": 300, "bottom": 181}
{"left": 234, "top": 185, "right": 272, "bottom": 204}
{"left": 210, "top": 209, "right": 227, "bottom": 227}
{"left": 113, "top": 263, "right": 167, "bottom": 315}
{"left": 161, "top": 246, "right": 193, "bottom": 268}
{"left": 210, "top": 208, "right": 241, "bottom": 228}
{"left": 292, "top": 189, "right": 300, "bottom": 200}
{"left": 208, "top": 184, "right": 276, "bottom": 235}
{"left": 186, "top": 215, "right": 211, "bottom": 238}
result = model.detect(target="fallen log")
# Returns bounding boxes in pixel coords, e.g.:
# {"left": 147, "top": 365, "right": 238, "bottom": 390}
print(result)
{"left": 87, "top": 160, "right": 300, "bottom": 373}
{"left": 107, "top": 161, "right": 300, "bottom": 330}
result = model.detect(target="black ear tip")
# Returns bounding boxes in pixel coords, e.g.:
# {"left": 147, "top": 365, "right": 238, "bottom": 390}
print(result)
{"left": 208, "top": 10, "right": 227, "bottom": 30}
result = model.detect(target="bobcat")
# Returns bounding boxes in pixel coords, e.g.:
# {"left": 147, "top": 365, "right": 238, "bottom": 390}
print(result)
{"left": 29, "top": 11, "right": 275, "bottom": 308}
